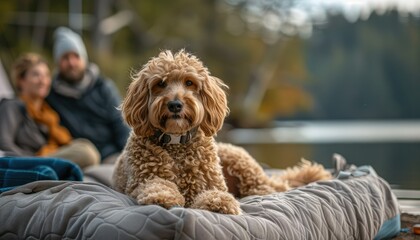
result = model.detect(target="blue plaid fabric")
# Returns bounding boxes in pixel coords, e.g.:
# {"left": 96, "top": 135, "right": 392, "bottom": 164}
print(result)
{"left": 0, "top": 157, "right": 83, "bottom": 193}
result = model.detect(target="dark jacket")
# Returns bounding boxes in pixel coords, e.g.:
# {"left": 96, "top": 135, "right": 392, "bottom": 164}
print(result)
{"left": 0, "top": 98, "right": 48, "bottom": 156}
{"left": 46, "top": 64, "right": 130, "bottom": 160}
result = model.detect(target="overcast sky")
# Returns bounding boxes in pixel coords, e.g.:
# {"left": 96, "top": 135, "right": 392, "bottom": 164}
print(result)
{"left": 224, "top": 0, "right": 420, "bottom": 41}
{"left": 299, "top": 0, "right": 420, "bottom": 22}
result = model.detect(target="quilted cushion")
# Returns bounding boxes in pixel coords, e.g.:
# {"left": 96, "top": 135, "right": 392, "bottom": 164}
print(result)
{"left": 0, "top": 165, "right": 399, "bottom": 239}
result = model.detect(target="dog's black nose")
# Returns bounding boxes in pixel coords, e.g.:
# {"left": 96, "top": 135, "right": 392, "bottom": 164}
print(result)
{"left": 167, "top": 100, "right": 183, "bottom": 113}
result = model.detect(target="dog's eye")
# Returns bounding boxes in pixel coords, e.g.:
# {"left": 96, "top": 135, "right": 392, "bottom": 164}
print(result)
{"left": 185, "top": 80, "right": 193, "bottom": 86}
{"left": 157, "top": 80, "right": 167, "bottom": 88}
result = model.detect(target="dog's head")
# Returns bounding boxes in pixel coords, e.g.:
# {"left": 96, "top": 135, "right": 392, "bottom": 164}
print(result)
{"left": 121, "top": 49, "right": 228, "bottom": 138}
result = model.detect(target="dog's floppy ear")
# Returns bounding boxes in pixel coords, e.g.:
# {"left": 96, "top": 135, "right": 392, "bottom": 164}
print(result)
{"left": 121, "top": 72, "right": 154, "bottom": 137}
{"left": 200, "top": 75, "right": 229, "bottom": 136}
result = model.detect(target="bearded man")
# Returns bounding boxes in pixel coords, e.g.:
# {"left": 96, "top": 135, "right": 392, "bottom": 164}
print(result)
{"left": 47, "top": 27, "right": 130, "bottom": 164}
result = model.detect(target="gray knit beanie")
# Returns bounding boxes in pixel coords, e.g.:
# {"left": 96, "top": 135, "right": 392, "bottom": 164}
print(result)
{"left": 53, "top": 27, "right": 88, "bottom": 63}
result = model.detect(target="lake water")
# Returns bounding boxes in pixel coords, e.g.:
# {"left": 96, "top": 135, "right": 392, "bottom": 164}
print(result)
{"left": 224, "top": 121, "right": 420, "bottom": 190}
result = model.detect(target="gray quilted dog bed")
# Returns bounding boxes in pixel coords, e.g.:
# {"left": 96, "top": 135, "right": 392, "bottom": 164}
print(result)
{"left": 0, "top": 166, "right": 399, "bottom": 239}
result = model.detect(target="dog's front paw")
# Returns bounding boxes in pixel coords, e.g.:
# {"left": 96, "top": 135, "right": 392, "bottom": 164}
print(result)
{"left": 136, "top": 178, "right": 185, "bottom": 209}
{"left": 191, "top": 190, "right": 241, "bottom": 215}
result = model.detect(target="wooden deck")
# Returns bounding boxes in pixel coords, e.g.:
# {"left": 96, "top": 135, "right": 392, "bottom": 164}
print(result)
{"left": 393, "top": 190, "right": 420, "bottom": 239}
{"left": 393, "top": 189, "right": 420, "bottom": 215}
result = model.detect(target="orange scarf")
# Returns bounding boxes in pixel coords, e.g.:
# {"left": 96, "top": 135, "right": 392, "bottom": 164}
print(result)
{"left": 20, "top": 95, "right": 72, "bottom": 156}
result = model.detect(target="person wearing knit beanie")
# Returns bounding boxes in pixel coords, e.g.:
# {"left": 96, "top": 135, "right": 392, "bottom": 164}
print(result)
{"left": 53, "top": 27, "right": 88, "bottom": 64}
{"left": 47, "top": 26, "right": 130, "bottom": 164}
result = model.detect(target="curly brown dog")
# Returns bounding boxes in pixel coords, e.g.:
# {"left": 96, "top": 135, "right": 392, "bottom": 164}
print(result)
{"left": 113, "top": 49, "right": 331, "bottom": 215}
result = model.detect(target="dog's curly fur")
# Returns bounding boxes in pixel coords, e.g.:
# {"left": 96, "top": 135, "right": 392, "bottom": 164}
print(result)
{"left": 113, "top": 49, "right": 332, "bottom": 215}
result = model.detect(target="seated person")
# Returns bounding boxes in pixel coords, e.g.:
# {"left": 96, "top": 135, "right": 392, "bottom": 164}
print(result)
{"left": 0, "top": 53, "right": 100, "bottom": 169}
{"left": 47, "top": 27, "right": 130, "bottom": 163}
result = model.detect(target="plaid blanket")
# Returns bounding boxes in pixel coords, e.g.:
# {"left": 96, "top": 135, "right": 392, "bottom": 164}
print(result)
{"left": 0, "top": 157, "right": 82, "bottom": 193}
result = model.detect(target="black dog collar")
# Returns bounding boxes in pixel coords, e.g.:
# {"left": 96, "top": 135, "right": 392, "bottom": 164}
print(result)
{"left": 150, "top": 128, "right": 197, "bottom": 146}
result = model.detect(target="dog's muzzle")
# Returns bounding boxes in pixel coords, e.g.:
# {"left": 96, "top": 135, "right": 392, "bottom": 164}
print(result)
{"left": 167, "top": 100, "right": 183, "bottom": 113}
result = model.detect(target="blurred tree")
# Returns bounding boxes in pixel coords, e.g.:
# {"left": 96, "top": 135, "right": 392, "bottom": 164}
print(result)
{"left": 256, "top": 37, "right": 312, "bottom": 122}
{"left": 305, "top": 11, "right": 420, "bottom": 120}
